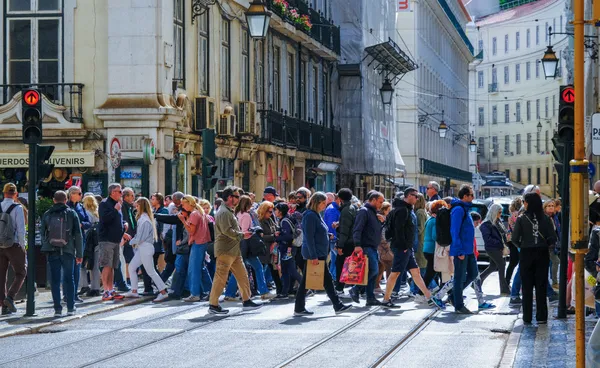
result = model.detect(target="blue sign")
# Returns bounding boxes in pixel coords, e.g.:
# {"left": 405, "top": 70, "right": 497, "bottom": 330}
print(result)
{"left": 590, "top": 162, "right": 596, "bottom": 179}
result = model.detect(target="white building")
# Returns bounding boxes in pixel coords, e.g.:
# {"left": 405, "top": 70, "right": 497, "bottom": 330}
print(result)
{"left": 395, "top": 0, "right": 474, "bottom": 195}
{"left": 466, "top": 0, "right": 568, "bottom": 197}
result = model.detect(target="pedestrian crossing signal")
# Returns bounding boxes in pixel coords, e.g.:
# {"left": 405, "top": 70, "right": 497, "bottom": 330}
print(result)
{"left": 21, "top": 89, "right": 43, "bottom": 145}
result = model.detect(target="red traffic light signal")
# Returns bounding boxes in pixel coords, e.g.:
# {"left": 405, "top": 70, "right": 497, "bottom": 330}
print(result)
{"left": 23, "top": 90, "right": 40, "bottom": 106}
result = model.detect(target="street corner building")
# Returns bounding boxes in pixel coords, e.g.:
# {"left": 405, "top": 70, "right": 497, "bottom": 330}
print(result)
{"left": 0, "top": 0, "right": 346, "bottom": 198}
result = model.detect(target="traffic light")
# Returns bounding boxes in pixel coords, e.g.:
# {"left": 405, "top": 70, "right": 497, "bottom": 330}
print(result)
{"left": 202, "top": 129, "right": 218, "bottom": 193}
{"left": 37, "top": 145, "right": 55, "bottom": 183}
{"left": 21, "top": 89, "right": 43, "bottom": 144}
{"left": 558, "top": 85, "right": 574, "bottom": 141}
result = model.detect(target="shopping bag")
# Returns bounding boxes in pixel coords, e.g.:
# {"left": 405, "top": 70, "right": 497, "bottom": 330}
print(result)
{"left": 339, "top": 251, "right": 369, "bottom": 286}
{"left": 306, "top": 261, "right": 325, "bottom": 290}
{"left": 433, "top": 243, "right": 453, "bottom": 274}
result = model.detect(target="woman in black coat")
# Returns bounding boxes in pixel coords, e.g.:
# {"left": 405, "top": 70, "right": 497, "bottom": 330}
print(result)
{"left": 257, "top": 201, "right": 282, "bottom": 295}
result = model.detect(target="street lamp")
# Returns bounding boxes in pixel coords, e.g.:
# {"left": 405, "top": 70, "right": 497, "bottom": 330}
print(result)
{"left": 469, "top": 138, "right": 477, "bottom": 152}
{"left": 537, "top": 121, "right": 543, "bottom": 133}
{"left": 438, "top": 120, "right": 448, "bottom": 138}
{"left": 245, "top": 0, "right": 271, "bottom": 39}
{"left": 380, "top": 78, "right": 394, "bottom": 105}
{"left": 541, "top": 45, "right": 559, "bottom": 79}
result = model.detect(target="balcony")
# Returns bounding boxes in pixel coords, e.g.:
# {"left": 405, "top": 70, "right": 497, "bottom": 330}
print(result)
{"left": 0, "top": 83, "right": 84, "bottom": 123}
{"left": 488, "top": 83, "right": 498, "bottom": 93}
{"left": 266, "top": 0, "right": 340, "bottom": 57}
{"left": 259, "top": 109, "right": 341, "bottom": 157}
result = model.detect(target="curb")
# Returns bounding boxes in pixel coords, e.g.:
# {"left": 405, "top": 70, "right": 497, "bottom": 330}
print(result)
{"left": 499, "top": 316, "right": 524, "bottom": 368}
{"left": 0, "top": 296, "right": 154, "bottom": 339}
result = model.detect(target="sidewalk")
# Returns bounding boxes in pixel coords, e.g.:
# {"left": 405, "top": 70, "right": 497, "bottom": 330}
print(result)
{"left": 0, "top": 289, "right": 152, "bottom": 338}
{"left": 502, "top": 305, "right": 596, "bottom": 368}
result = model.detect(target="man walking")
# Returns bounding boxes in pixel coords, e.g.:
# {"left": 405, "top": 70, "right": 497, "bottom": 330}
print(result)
{"left": 208, "top": 186, "right": 261, "bottom": 314}
{"left": 349, "top": 191, "right": 384, "bottom": 306}
{"left": 426, "top": 181, "right": 441, "bottom": 202}
{"left": 121, "top": 188, "right": 137, "bottom": 288}
{"left": 0, "top": 183, "right": 26, "bottom": 315}
{"left": 40, "top": 191, "right": 83, "bottom": 316}
{"left": 98, "top": 183, "right": 130, "bottom": 301}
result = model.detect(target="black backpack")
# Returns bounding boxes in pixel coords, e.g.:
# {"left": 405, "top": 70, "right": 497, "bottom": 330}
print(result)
{"left": 47, "top": 211, "right": 70, "bottom": 248}
{"left": 436, "top": 205, "right": 467, "bottom": 247}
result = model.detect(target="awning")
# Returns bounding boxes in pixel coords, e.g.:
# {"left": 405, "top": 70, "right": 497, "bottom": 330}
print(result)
{"left": 420, "top": 158, "right": 472, "bottom": 182}
{"left": 317, "top": 162, "right": 339, "bottom": 172}
{"left": 364, "top": 38, "right": 418, "bottom": 83}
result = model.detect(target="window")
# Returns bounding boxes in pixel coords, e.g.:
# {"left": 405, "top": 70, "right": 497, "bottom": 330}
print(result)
{"left": 516, "top": 102, "right": 521, "bottom": 121}
{"left": 241, "top": 30, "right": 250, "bottom": 101}
{"left": 220, "top": 19, "right": 230, "bottom": 100}
{"left": 506, "top": 169, "right": 511, "bottom": 180}
{"left": 478, "top": 137, "right": 485, "bottom": 157}
{"left": 515, "top": 63, "right": 520, "bottom": 82}
{"left": 536, "top": 25, "right": 540, "bottom": 45}
{"left": 526, "top": 28, "right": 531, "bottom": 48}
{"left": 536, "top": 131, "right": 541, "bottom": 152}
{"left": 526, "top": 100, "right": 531, "bottom": 121}
{"left": 198, "top": 11, "right": 209, "bottom": 95}
{"left": 492, "top": 37, "right": 497, "bottom": 55}
{"left": 536, "top": 60, "right": 540, "bottom": 78}
{"left": 255, "top": 40, "right": 265, "bottom": 104}
{"left": 312, "top": 66, "right": 319, "bottom": 122}
{"left": 546, "top": 167, "right": 550, "bottom": 184}
{"left": 492, "top": 136, "right": 498, "bottom": 157}
{"left": 516, "top": 134, "right": 522, "bottom": 154}
{"left": 560, "top": 15, "right": 563, "bottom": 33}
{"left": 527, "top": 133, "right": 532, "bottom": 154}
{"left": 536, "top": 99, "right": 540, "bottom": 119}
{"left": 504, "top": 66, "right": 509, "bottom": 84}
{"left": 287, "top": 52, "right": 295, "bottom": 115}
{"left": 478, "top": 71, "right": 484, "bottom": 88}
{"left": 545, "top": 130, "right": 549, "bottom": 152}
{"left": 517, "top": 168, "right": 522, "bottom": 182}
{"left": 300, "top": 60, "right": 307, "bottom": 119}
{"left": 492, "top": 67, "right": 497, "bottom": 84}
{"left": 553, "top": 95, "right": 556, "bottom": 116}
{"left": 7, "top": 1, "right": 62, "bottom": 86}
{"left": 528, "top": 168, "right": 532, "bottom": 184}
{"left": 504, "top": 135, "right": 510, "bottom": 155}
{"left": 478, "top": 40, "right": 484, "bottom": 55}
{"left": 526, "top": 61, "right": 531, "bottom": 80}
{"left": 478, "top": 107, "right": 484, "bottom": 126}
{"left": 545, "top": 96, "right": 549, "bottom": 118}
{"left": 545, "top": 22, "right": 549, "bottom": 42}
{"left": 516, "top": 31, "right": 520, "bottom": 50}
{"left": 553, "top": 18, "right": 556, "bottom": 39}
{"left": 173, "top": 0, "right": 185, "bottom": 86}
{"left": 492, "top": 105, "right": 498, "bottom": 124}
{"left": 557, "top": 58, "right": 562, "bottom": 77}
{"left": 273, "top": 46, "right": 281, "bottom": 111}
{"left": 504, "top": 34, "right": 509, "bottom": 53}
{"left": 323, "top": 69, "right": 329, "bottom": 126}
{"left": 504, "top": 104, "right": 509, "bottom": 123}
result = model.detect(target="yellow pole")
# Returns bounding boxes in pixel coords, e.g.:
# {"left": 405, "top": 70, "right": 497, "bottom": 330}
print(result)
{"left": 571, "top": 0, "right": 588, "bottom": 367}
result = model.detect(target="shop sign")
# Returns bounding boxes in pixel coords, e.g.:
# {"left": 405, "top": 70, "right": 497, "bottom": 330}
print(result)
{"left": 142, "top": 138, "right": 156, "bottom": 165}
{"left": 0, "top": 151, "right": 95, "bottom": 168}
{"left": 110, "top": 137, "right": 122, "bottom": 169}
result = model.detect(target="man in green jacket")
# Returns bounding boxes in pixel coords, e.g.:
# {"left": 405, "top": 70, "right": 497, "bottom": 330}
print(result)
{"left": 40, "top": 190, "right": 83, "bottom": 317}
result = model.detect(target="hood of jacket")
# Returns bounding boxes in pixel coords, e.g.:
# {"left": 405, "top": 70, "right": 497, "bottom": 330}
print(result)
{"left": 48, "top": 203, "right": 69, "bottom": 213}
{"left": 392, "top": 197, "right": 404, "bottom": 209}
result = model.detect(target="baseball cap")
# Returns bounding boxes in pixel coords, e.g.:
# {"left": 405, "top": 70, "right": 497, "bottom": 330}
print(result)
{"left": 263, "top": 186, "right": 279, "bottom": 197}
{"left": 3, "top": 183, "right": 17, "bottom": 194}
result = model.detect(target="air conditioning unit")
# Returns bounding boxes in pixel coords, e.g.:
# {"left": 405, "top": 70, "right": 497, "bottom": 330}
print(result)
{"left": 194, "top": 96, "right": 216, "bottom": 132}
{"left": 218, "top": 114, "right": 237, "bottom": 137}
{"left": 238, "top": 101, "right": 257, "bottom": 135}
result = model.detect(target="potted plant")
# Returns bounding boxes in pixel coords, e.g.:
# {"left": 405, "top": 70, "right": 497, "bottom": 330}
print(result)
{"left": 300, "top": 14, "right": 312, "bottom": 31}
{"left": 273, "top": 0, "right": 289, "bottom": 16}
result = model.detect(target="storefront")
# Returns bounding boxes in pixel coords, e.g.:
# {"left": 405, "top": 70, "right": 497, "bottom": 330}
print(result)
{"left": 305, "top": 161, "right": 338, "bottom": 193}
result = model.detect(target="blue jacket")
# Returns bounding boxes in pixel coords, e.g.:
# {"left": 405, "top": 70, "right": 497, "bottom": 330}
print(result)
{"left": 276, "top": 215, "right": 295, "bottom": 256}
{"left": 323, "top": 202, "right": 340, "bottom": 241}
{"left": 423, "top": 217, "right": 436, "bottom": 254}
{"left": 98, "top": 197, "right": 126, "bottom": 243}
{"left": 301, "top": 209, "right": 330, "bottom": 260}
{"left": 411, "top": 210, "right": 418, "bottom": 252}
{"left": 67, "top": 201, "right": 91, "bottom": 232}
{"left": 352, "top": 203, "right": 382, "bottom": 249}
{"left": 480, "top": 221, "right": 504, "bottom": 250}
{"left": 449, "top": 198, "right": 475, "bottom": 257}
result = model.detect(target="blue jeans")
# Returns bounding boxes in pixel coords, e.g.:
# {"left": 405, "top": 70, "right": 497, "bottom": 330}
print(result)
{"left": 329, "top": 241, "right": 337, "bottom": 277}
{"left": 511, "top": 266, "right": 521, "bottom": 298}
{"left": 281, "top": 257, "right": 303, "bottom": 296}
{"left": 188, "top": 243, "right": 212, "bottom": 297}
{"left": 352, "top": 247, "right": 379, "bottom": 301}
{"left": 264, "top": 264, "right": 273, "bottom": 284}
{"left": 453, "top": 254, "right": 479, "bottom": 310}
{"left": 48, "top": 253, "right": 75, "bottom": 312}
{"left": 225, "top": 256, "right": 269, "bottom": 296}
{"left": 171, "top": 254, "right": 189, "bottom": 297}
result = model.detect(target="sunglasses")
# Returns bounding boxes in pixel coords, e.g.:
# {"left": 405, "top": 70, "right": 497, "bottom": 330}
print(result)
{"left": 231, "top": 195, "right": 240, "bottom": 199}
{"left": 113, "top": 190, "right": 122, "bottom": 194}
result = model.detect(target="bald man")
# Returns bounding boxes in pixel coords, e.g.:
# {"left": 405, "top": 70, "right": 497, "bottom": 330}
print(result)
{"left": 594, "top": 180, "right": 600, "bottom": 194}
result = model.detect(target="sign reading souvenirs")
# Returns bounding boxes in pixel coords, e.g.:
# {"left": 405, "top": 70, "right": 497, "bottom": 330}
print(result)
{"left": 0, "top": 151, "right": 95, "bottom": 168}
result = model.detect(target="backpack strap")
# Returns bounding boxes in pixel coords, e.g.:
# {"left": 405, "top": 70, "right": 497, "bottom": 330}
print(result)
{"left": 4, "top": 203, "right": 19, "bottom": 215}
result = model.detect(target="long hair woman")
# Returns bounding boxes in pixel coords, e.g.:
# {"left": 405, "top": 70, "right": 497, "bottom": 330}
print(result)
{"left": 223, "top": 195, "right": 275, "bottom": 301}
{"left": 180, "top": 195, "right": 213, "bottom": 302}
{"left": 273, "top": 202, "right": 303, "bottom": 300}
{"left": 543, "top": 200, "right": 560, "bottom": 289}
{"left": 479, "top": 203, "right": 511, "bottom": 295}
{"left": 81, "top": 195, "right": 101, "bottom": 296}
{"left": 376, "top": 202, "right": 393, "bottom": 292}
{"left": 257, "top": 201, "right": 282, "bottom": 295}
{"left": 422, "top": 200, "right": 449, "bottom": 290}
{"left": 512, "top": 193, "right": 557, "bottom": 324}
{"left": 506, "top": 197, "right": 523, "bottom": 288}
{"left": 294, "top": 192, "right": 352, "bottom": 316}
{"left": 123, "top": 197, "right": 168, "bottom": 302}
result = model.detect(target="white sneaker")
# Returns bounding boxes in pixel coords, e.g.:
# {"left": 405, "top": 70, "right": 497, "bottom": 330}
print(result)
{"left": 414, "top": 295, "right": 428, "bottom": 304}
{"left": 122, "top": 291, "right": 140, "bottom": 298}
{"left": 153, "top": 293, "right": 169, "bottom": 303}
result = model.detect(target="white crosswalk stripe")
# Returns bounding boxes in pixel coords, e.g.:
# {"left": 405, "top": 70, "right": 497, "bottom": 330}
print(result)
{"left": 100, "top": 306, "right": 177, "bottom": 321}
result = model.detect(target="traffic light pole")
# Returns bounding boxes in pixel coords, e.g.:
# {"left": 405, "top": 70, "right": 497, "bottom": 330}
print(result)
{"left": 557, "top": 142, "right": 572, "bottom": 319}
{"left": 25, "top": 143, "right": 37, "bottom": 317}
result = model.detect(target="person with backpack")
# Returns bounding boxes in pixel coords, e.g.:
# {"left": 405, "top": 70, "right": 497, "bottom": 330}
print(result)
{"left": 323, "top": 194, "right": 341, "bottom": 280}
{"left": 422, "top": 200, "right": 448, "bottom": 291}
{"left": 334, "top": 188, "right": 358, "bottom": 295}
{"left": 67, "top": 186, "right": 91, "bottom": 302}
{"left": 0, "top": 183, "right": 26, "bottom": 316}
{"left": 40, "top": 191, "right": 83, "bottom": 316}
{"left": 273, "top": 202, "right": 302, "bottom": 300}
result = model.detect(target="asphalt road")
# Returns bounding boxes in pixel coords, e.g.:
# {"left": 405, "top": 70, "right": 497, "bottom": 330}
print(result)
{"left": 0, "top": 273, "right": 518, "bottom": 368}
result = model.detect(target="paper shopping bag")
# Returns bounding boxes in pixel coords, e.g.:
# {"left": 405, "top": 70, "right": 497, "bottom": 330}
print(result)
{"left": 340, "top": 251, "right": 368, "bottom": 286}
{"left": 306, "top": 261, "right": 325, "bottom": 290}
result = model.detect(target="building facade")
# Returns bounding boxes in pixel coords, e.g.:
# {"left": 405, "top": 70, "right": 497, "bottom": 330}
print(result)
{"left": 0, "top": 0, "right": 342, "bottom": 198}
{"left": 466, "top": 0, "right": 568, "bottom": 197}
{"left": 395, "top": 0, "right": 474, "bottom": 195}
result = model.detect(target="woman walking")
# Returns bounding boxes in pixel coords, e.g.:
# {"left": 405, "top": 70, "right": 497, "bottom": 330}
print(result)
{"left": 422, "top": 200, "right": 449, "bottom": 289}
{"left": 123, "top": 197, "right": 168, "bottom": 302}
{"left": 506, "top": 197, "right": 522, "bottom": 287}
{"left": 294, "top": 192, "right": 352, "bottom": 316}
{"left": 81, "top": 195, "right": 101, "bottom": 297}
{"left": 512, "top": 193, "right": 557, "bottom": 324}
{"left": 376, "top": 202, "right": 393, "bottom": 292}
{"left": 273, "top": 202, "right": 302, "bottom": 300}
{"left": 258, "top": 201, "right": 282, "bottom": 295}
{"left": 543, "top": 200, "right": 560, "bottom": 288}
{"left": 479, "top": 203, "right": 511, "bottom": 295}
